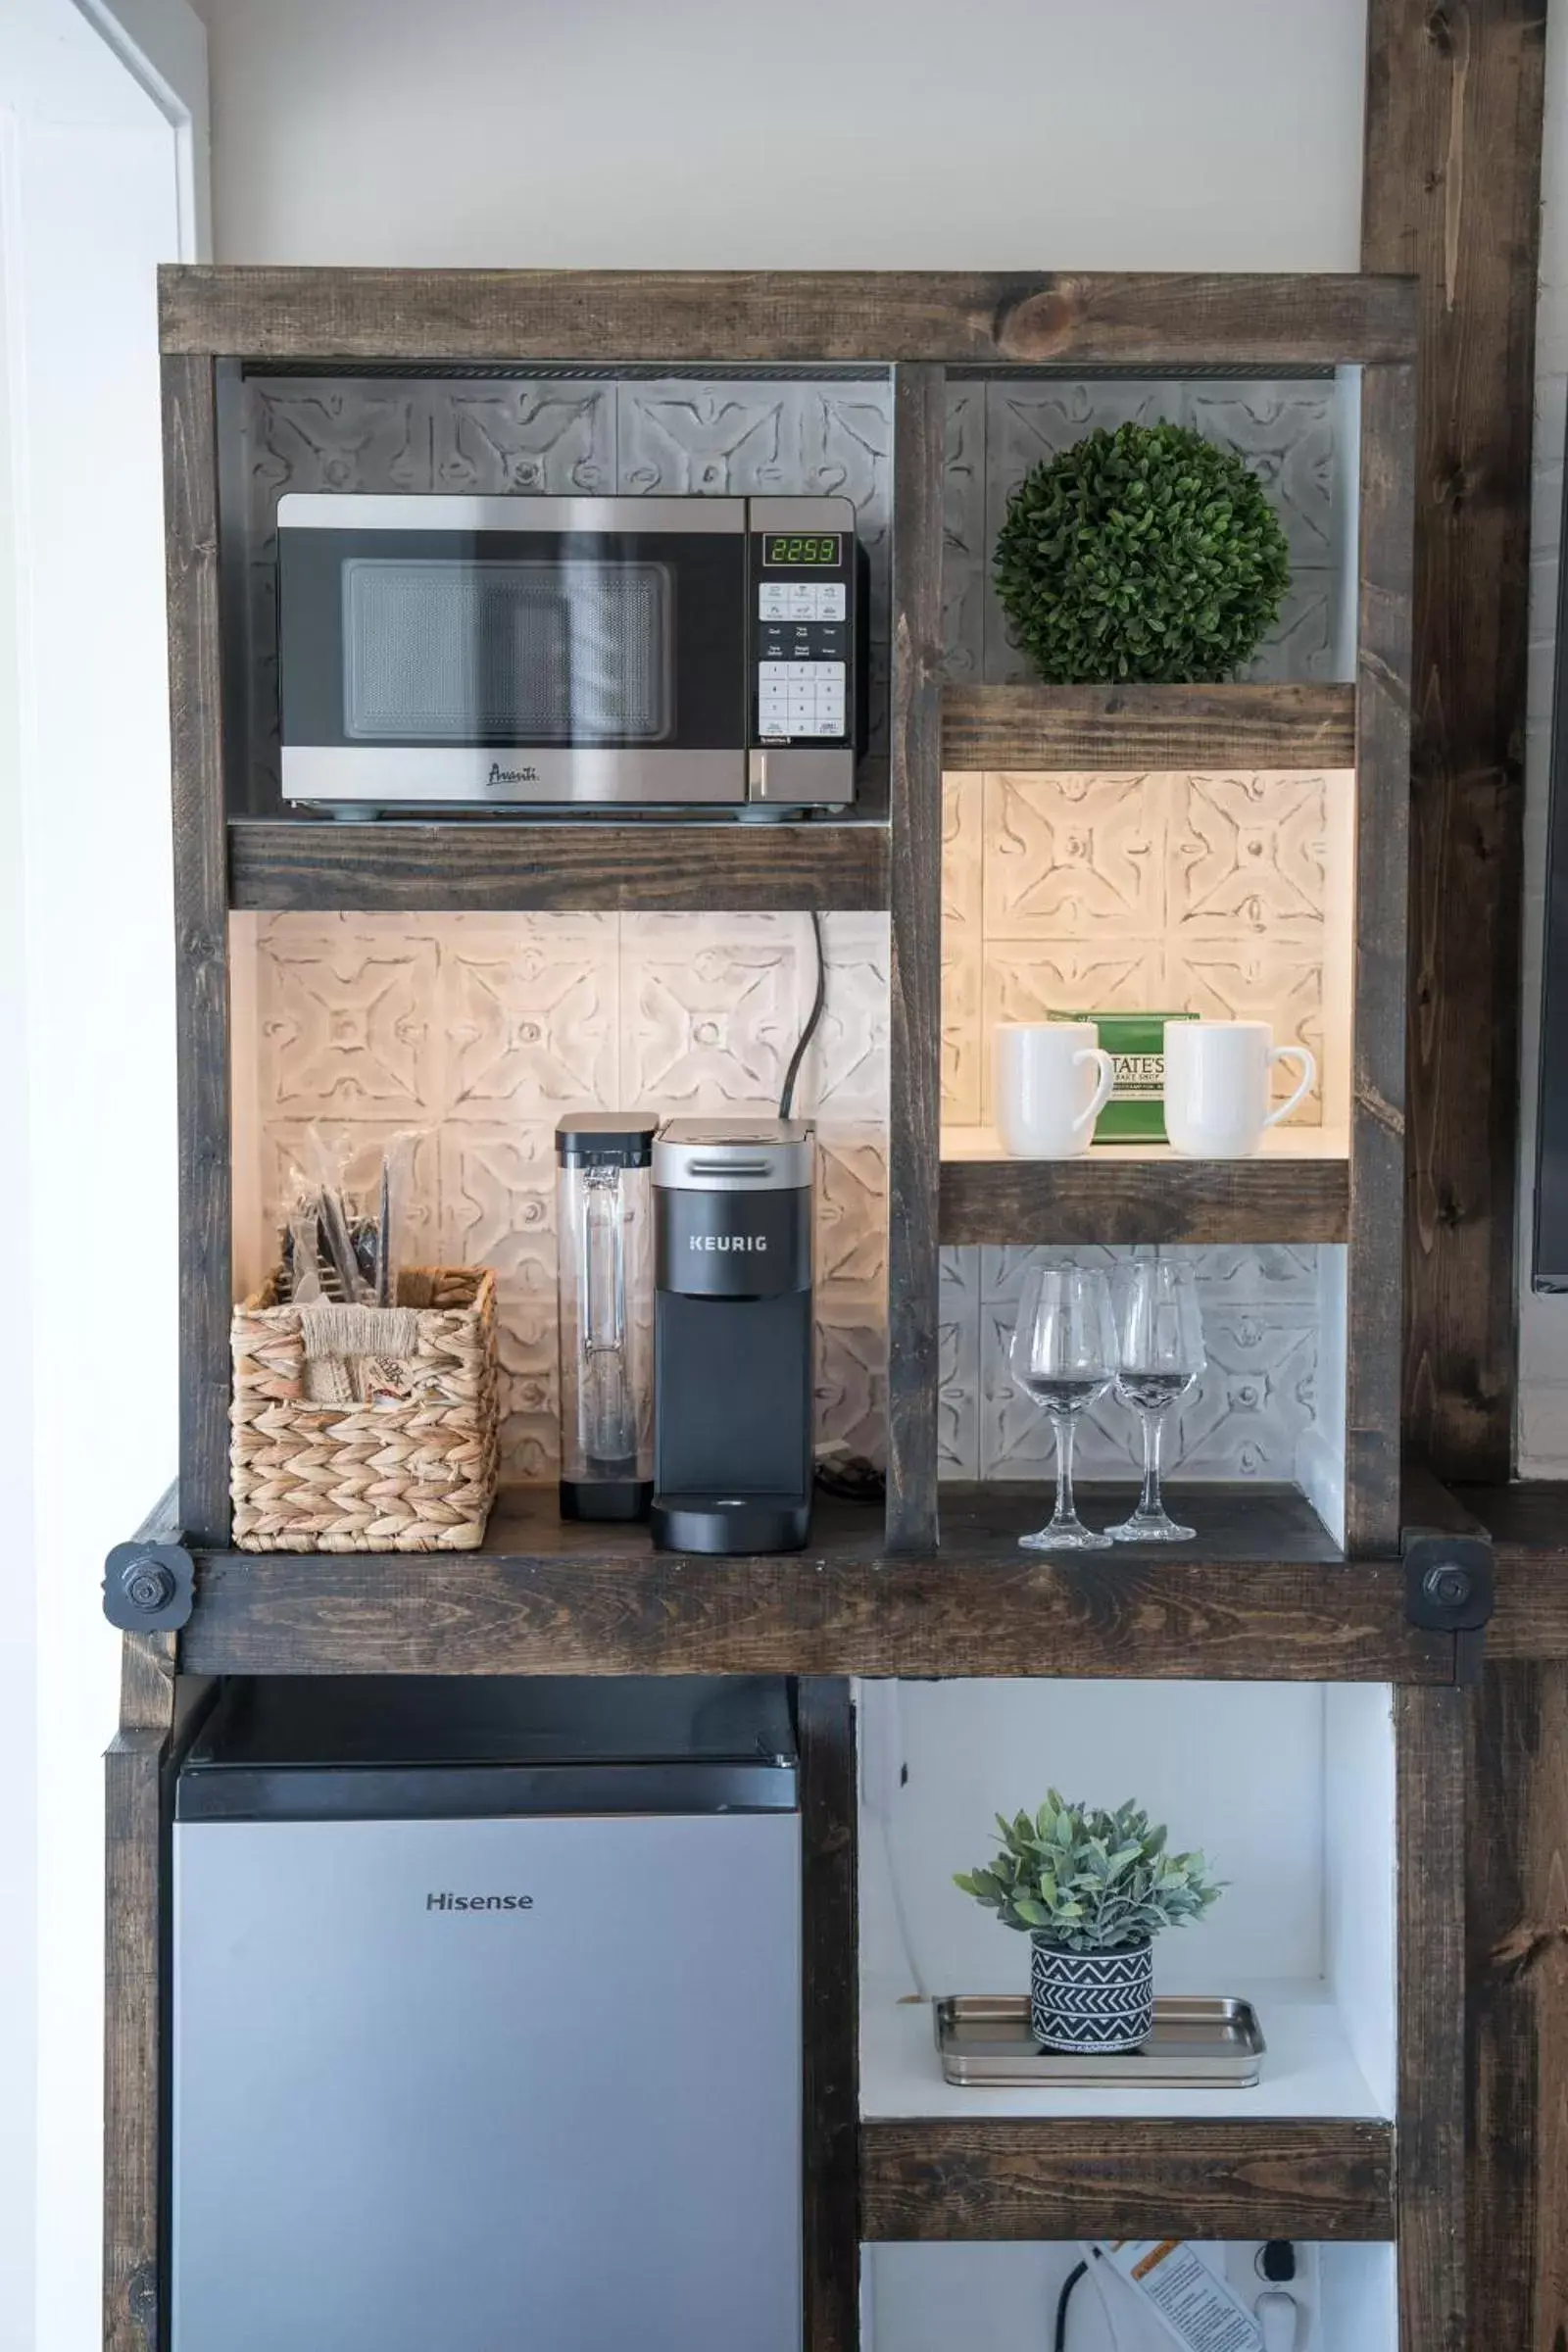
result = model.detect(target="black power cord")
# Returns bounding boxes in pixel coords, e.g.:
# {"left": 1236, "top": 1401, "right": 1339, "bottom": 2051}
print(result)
{"left": 778, "top": 909, "right": 825, "bottom": 1120}
{"left": 1054, "top": 2259, "right": 1088, "bottom": 2351}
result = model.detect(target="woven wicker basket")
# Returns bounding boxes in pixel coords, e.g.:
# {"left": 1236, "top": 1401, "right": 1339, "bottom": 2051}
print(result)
{"left": 230, "top": 1266, "right": 499, "bottom": 1552}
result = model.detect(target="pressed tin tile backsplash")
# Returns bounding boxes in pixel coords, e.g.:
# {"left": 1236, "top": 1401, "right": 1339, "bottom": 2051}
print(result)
{"left": 245, "top": 911, "right": 889, "bottom": 1485}
{"left": 941, "top": 767, "right": 1355, "bottom": 1131}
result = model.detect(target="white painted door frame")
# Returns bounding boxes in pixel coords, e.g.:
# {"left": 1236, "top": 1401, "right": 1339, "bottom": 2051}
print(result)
{"left": 71, "top": 0, "right": 210, "bottom": 260}
{"left": 0, "top": 5, "right": 206, "bottom": 2345}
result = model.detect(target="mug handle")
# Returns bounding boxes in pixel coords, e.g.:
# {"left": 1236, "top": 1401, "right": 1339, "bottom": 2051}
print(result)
{"left": 1263, "top": 1043, "right": 1318, "bottom": 1130}
{"left": 1071, "top": 1048, "right": 1117, "bottom": 1136}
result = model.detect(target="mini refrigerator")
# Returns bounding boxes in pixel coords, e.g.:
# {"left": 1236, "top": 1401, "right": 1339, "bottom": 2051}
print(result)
{"left": 172, "top": 1676, "right": 803, "bottom": 2352}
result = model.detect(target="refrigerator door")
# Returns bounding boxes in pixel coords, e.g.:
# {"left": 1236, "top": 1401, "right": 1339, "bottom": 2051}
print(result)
{"left": 172, "top": 1809, "right": 802, "bottom": 2352}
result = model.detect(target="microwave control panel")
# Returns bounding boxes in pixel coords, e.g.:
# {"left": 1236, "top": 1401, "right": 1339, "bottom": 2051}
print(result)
{"left": 750, "top": 529, "right": 854, "bottom": 746}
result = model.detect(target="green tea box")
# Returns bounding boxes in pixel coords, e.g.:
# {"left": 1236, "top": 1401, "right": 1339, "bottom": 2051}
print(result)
{"left": 1068, "top": 1011, "right": 1196, "bottom": 1144}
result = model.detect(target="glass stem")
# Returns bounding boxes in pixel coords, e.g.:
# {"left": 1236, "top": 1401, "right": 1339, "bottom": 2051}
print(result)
{"left": 1139, "top": 1409, "right": 1166, "bottom": 1519}
{"left": 1053, "top": 1413, "right": 1078, "bottom": 1527}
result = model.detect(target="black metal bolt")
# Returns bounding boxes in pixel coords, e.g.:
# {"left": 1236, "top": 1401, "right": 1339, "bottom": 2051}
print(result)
{"left": 1422, "top": 1563, "right": 1472, "bottom": 1610}
{"left": 122, "top": 1557, "right": 176, "bottom": 1614}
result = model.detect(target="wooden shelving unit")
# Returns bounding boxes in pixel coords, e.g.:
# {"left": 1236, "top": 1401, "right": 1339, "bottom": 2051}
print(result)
{"left": 110, "top": 266, "right": 1453, "bottom": 2352}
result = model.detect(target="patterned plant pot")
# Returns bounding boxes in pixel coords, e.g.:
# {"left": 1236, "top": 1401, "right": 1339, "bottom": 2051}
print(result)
{"left": 1030, "top": 1935, "right": 1154, "bottom": 2054}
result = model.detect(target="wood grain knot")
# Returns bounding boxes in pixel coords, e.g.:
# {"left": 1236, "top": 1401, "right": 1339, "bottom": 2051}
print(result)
{"left": 126, "top": 2259, "right": 159, "bottom": 2344}
{"left": 1490, "top": 1922, "right": 1568, "bottom": 1983}
{"left": 994, "top": 285, "right": 1083, "bottom": 362}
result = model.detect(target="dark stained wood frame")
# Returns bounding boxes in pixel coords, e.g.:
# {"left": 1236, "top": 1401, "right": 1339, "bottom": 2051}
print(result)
{"left": 1425, "top": 1481, "right": 1568, "bottom": 2350}
{"left": 1348, "top": 363, "right": 1417, "bottom": 1553}
{"left": 1396, "top": 1684, "right": 1468, "bottom": 2352}
{"left": 1465, "top": 1650, "right": 1568, "bottom": 2352}
{"left": 119, "top": 268, "right": 1436, "bottom": 2352}
{"left": 798, "top": 1681, "right": 859, "bottom": 2352}
{"left": 885, "top": 364, "right": 945, "bottom": 1550}
{"left": 1363, "top": 2, "right": 1547, "bottom": 1486}
{"left": 103, "top": 1484, "right": 181, "bottom": 2352}
{"left": 164, "top": 355, "right": 231, "bottom": 1551}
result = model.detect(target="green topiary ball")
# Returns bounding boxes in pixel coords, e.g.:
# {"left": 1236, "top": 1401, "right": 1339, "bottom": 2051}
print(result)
{"left": 993, "top": 419, "right": 1292, "bottom": 685}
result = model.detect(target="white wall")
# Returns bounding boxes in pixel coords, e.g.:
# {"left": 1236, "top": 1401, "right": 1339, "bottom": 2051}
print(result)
{"left": 193, "top": 0, "right": 1368, "bottom": 271}
{"left": 0, "top": 6, "right": 193, "bottom": 2345}
{"left": 1519, "top": 6, "right": 1568, "bottom": 1473}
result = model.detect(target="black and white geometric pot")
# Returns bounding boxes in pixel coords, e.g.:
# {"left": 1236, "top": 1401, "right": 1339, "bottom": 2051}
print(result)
{"left": 1029, "top": 1935, "right": 1154, "bottom": 2054}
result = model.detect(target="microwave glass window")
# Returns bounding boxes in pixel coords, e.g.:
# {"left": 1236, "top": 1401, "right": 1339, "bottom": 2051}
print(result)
{"left": 342, "top": 558, "right": 674, "bottom": 744}
{"left": 761, "top": 534, "right": 841, "bottom": 567}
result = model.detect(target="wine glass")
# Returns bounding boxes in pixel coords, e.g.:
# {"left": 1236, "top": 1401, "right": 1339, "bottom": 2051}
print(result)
{"left": 1103, "top": 1256, "right": 1206, "bottom": 1544}
{"left": 1007, "top": 1264, "right": 1117, "bottom": 1551}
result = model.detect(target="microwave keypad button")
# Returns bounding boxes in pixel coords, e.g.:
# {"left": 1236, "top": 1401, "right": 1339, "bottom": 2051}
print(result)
{"left": 759, "top": 581, "right": 846, "bottom": 622}
{"left": 760, "top": 652, "right": 847, "bottom": 739}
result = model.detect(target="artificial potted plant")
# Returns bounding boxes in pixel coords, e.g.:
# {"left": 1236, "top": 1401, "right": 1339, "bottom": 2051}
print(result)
{"left": 955, "top": 1791, "right": 1222, "bottom": 2053}
{"left": 993, "top": 419, "right": 1291, "bottom": 684}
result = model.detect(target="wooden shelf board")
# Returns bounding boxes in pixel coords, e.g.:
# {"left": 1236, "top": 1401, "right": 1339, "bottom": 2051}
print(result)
{"left": 1452, "top": 1479, "right": 1568, "bottom": 1661}
{"left": 160, "top": 266, "right": 1417, "bottom": 368}
{"left": 227, "top": 816, "right": 889, "bottom": 914}
{"left": 942, "top": 682, "right": 1356, "bottom": 772}
{"left": 941, "top": 1129, "right": 1349, "bottom": 1246}
{"left": 180, "top": 1483, "right": 1452, "bottom": 1683}
{"left": 859, "top": 2112, "right": 1396, "bottom": 2242}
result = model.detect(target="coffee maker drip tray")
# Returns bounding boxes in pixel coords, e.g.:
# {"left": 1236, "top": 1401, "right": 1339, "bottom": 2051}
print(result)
{"left": 649, "top": 1494, "right": 812, "bottom": 1556}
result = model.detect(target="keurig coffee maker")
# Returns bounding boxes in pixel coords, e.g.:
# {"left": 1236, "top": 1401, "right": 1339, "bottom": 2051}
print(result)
{"left": 650, "top": 1118, "right": 813, "bottom": 1554}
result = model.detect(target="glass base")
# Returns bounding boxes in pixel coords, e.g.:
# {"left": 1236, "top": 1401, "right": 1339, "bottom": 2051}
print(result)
{"left": 1019, "top": 1519, "right": 1114, "bottom": 1552}
{"left": 1104, "top": 1508, "right": 1196, "bottom": 1544}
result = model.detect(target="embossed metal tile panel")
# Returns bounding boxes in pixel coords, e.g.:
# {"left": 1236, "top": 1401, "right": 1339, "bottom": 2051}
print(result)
{"left": 248, "top": 910, "right": 888, "bottom": 1483}
{"left": 942, "top": 375, "right": 1348, "bottom": 689}
{"left": 937, "top": 1241, "right": 1325, "bottom": 1485}
{"left": 941, "top": 768, "right": 1355, "bottom": 1135}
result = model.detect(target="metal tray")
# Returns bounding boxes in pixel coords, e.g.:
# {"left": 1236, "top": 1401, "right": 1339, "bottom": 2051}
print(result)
{"left": 935, "top": 1994, "right": 1265, "bottom": 2087}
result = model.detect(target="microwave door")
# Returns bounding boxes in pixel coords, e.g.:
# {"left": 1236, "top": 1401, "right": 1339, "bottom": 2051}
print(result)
{"left": 276, "top": 497, "right": 749, "bottom": 809}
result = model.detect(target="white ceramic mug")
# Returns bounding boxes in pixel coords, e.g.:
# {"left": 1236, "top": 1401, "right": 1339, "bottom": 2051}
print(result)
{"left": 995, "top": 1023, "right": 1116, "bottom": 1158}
{"left": 1162, "top": 1020, "right": 1317, "bottom": 1157}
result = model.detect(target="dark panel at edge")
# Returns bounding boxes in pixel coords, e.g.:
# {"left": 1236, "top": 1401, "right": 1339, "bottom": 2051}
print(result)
{"left": 884, "top": 364, "right": 945, "bottom": 1551}
{"left": 163, "top": 354, "right": 232, "bottom": 1547}
{"left": 798, "top": 1680, "right": 858, "bottom": 2352}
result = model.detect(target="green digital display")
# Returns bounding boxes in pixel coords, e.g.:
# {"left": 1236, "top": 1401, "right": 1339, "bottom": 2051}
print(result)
{"left": 762, "top": 533, "right": 842, "bottom": 567}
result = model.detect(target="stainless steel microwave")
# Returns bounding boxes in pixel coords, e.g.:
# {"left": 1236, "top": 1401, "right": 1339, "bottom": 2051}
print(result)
{"left": 276, "top": 492, "right": 866, "bottom": 814}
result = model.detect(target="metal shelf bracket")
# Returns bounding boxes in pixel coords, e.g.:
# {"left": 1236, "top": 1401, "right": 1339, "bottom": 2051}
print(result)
{"left": 1401, "top": 1524, "right": 1495, "bottom": 1684}
{"left": 103, "top": 1538, "right": 194, "bottom": 1633}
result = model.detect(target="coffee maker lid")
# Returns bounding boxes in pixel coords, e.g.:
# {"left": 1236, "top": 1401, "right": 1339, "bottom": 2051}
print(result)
{"left": 556, "top": 1112, "right": 660, "bottom": 1167}
{"left": 653, "top": 1116, "right": 813, "bottom": 1192}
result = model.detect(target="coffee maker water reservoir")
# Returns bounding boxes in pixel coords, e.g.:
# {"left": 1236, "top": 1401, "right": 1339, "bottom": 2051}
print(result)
{"left": 556, "top": 1115, "right": 658, "bottom": 1520}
